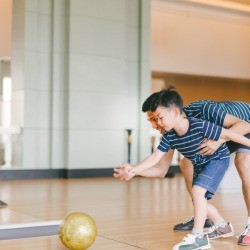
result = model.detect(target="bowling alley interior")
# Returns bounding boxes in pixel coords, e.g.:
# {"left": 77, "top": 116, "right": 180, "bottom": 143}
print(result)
{"left": 0, "top": 0, "right": 250, "bottom": 249}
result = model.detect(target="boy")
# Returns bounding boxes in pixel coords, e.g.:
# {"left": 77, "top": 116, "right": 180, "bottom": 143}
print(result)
{"left": 115, "top": 92, "right": 250, "bottom": 245}
{"left": 176, "top": 99, "right": 250, "bottom": 245}
{"left": 145, "top": 94, "right": 250, "bottom": 243}
{"left": 118, "top": 88, "right": 250, "bottom": 250}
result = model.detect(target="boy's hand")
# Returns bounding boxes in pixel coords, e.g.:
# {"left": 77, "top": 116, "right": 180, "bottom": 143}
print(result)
{"left": 122, "top": 163, "right": 136, "bottom": 180}
{"left": 113, "top": 165, "right": 126, "bottom": 180}
{"left": 113, "top": 163, "right": 135, "bottom": 181}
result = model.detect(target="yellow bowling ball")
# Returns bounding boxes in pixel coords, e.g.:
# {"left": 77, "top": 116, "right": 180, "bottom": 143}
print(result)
{"left": 59, "top": 212, "right": 97, "bottom": 250}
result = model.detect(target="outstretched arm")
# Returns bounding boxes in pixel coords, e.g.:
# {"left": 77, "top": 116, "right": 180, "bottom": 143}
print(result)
{"left": 129, "top": 149, "right": 165, "bottom": 176}
{"left": 138, "top": 149, "right": 174, "bottom": 178}
{"left": 113, "top": 150, "right": 174, "bottom": 180}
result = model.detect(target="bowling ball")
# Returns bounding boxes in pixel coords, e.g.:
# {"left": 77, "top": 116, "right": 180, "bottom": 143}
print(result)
{"left": 58, "top": 212, "right": 97, "bottom": 250}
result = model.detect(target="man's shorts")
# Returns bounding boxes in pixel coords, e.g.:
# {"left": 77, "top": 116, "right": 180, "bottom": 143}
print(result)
{"left": 193, "top": 157, "right": 230, "bottom": 200}
{"left": 226, "top": 133, "right": 250, "bottom": 154}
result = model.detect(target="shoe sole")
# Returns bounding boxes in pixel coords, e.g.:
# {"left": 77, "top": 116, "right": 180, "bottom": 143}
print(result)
{"left": 199, "top": 244, "right": 211, "bottom": 250}
{"left": 172, "top": 244, "right": 211, "bottom": 250}
{"left": 209, "top": 232, "right": 234, "bottom": 240}
{"left": 189, "top": 244, "right": 211, "bottom": 250}
{"left": 238, "top": 243, "right": 250, "bottom": 246}
{"left": 203, "top": 228, "right": 211, "bottom": 234}
{"left": 173, "top": 226, "right": 211, "bottom": 232}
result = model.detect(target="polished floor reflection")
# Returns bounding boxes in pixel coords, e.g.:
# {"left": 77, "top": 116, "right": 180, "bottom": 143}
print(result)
{"left": 0, "top": 174, "right": 246, "bottom": 249}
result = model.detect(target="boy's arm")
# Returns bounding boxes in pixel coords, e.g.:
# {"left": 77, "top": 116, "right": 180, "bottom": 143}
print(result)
{"left": 130, "top": 149, "right": 165, "bottom": 176}
{"left": 113, "top": 150, "right": 174, "bottom": 180}
{"left": 220, "top": 127, "right": 250, "bottom": 148}
{"left": 137, "top": 149, "right": 174, "bottom": 178}
{"left": 199, "top": 114, "right": 250, "bottom": 155}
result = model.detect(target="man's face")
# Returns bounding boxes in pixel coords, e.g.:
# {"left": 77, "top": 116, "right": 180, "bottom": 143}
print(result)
{"left": 146, "top": 110, "right": 165, "bottom": 134}
{"left": 153, "top": 106, "right": 175, "bottom": 132}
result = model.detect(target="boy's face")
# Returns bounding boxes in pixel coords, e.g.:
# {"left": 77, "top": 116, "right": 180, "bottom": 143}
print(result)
{"left": 146, "top": 111, "right": 165, "bottom": 134}
{"left": 153, "top": 106, "right": 176, "bottom": 132}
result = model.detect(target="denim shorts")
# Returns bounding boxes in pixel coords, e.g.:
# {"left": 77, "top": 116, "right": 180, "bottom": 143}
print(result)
{"left": 193, "top": 157, "right": 230, "bottom": 200}
{"left": 226, "top": 133, "right": 250, "bottom": 155}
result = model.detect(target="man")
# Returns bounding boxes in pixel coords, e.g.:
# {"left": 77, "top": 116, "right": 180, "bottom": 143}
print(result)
{"left": 114, "top": 92, "right": 250, "bottom": 246}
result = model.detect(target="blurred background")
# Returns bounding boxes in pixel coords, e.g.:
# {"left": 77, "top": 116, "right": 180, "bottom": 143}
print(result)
{"left": 0, "top": 0, "right": 249, "bottom": 178}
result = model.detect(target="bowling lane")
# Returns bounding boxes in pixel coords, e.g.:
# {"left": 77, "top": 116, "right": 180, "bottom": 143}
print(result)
{"left": 0, "top": 235, "right": 141, "bottom": 249}
{"left": 0, "top": 208, "right": 45, "bottom": 225}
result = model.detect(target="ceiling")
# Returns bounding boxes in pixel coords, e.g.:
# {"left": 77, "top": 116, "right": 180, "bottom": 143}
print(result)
{"left": 179, "top": 0, "right": 250, "bottom": 13}
{"left": 227, "top": 0, "right": 250, "bottom": 5}
{"left": 231, "top": 0, "right": 250, "bottom": 5}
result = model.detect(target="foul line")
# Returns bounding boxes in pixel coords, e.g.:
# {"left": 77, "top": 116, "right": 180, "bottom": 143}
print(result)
{"left": 98, "top": 234, "right": 148, "bottom": 249}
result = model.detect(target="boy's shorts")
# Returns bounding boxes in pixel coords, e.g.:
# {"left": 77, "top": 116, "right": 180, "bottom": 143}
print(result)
{"left": 193, "top": 157, "right": 230, "bottom": 200}
{"left": 226, "top": 133, "right": 250, "bottom": 155}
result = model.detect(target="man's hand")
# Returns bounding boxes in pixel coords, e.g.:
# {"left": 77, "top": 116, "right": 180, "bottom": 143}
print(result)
{"left": 198, "top": 138, "right": 224, "bottom": 155}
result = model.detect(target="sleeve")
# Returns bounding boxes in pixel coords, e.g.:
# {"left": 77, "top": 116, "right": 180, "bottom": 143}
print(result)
{"left": 202, "top": 120, "right": 222, "bottom": 141}
{"left": 201, "top": 103, "right": 227, "bottom": 126}
{"left": 157, "top": 134, "right": 171, "bottom": 153}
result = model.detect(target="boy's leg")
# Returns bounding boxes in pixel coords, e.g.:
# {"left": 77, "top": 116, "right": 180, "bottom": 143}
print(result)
{"left": 192, "top": 185, "right": 207, "bottom": 231}
{"left": 207, "top": 203, "right": 225, "bottom": 224}
{"left": 173, "top": 158, "right": 213, "bottom": 231}
{"left": 172, "top": 185, "right": 211, "bottom": 250}
{"left": 206, "top": 203, "right": 234, "bottom": 239}
{"left": 172, "top": 158, "right": 230, "bottom": 250}
{"left": 195, "top": 158, "right": 234, "bottom": 240}
{"left": 180, "top": 158, "right": 193, "bottom": 198}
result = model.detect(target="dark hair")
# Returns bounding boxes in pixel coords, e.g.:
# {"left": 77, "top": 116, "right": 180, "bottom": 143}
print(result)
{"left": 141, "top": 92, "right": 159, "bottom": 112}
{"left": 150, "top": 86, "right": 183, "bottom": 113}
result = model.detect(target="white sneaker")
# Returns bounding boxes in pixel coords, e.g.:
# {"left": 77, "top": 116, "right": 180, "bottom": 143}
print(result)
{"left": 172, "top": 234, "right": 211, "bottom": 250}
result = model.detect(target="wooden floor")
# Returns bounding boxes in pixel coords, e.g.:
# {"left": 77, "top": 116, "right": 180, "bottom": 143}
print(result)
{"left": 0, "top": 174, "right": 247, "bottom": 249}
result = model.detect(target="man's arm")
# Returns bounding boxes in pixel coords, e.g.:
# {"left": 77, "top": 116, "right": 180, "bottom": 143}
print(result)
{"left": 199, "top": 114, "right": 250, "bottom": 155}
{"left": 223, "top": 114, "right": 250, "bottom": 134}
{"left": 220, "top": 127, "right": 250, "bottom": 148}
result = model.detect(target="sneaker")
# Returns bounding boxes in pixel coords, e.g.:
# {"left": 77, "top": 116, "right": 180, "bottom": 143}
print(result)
{"left": 238, "top": 224, "right": 250, "bottom": 246}
{"left": 173, "top": 217, "right": 213, "bottom": 231}
{"left": 172, "top": 234, "right": 211, "bottom": 250}
{"left": 0, "top": 200, "right": 7, "bottom": 207}
{"left": 207, "top": 223, "right": 234, "bottom": 239}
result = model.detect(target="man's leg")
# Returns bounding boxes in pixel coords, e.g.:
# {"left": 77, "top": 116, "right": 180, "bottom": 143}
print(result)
{"left": 235, "top": 152, "right": 250, "bottom": 217}
{"left": 235, "top": 151, "right": 250, "bottom": 246}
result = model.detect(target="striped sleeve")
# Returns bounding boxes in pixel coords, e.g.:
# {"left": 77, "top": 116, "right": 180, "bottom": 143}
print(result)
{"left": 201, "top": 103, "right": 227, "bottom": 126}
{"left": 202, "top": 120, "right": 222, "bottom": 141}
{"left": 157, "top": 134, "right": 171, "bottom": 152}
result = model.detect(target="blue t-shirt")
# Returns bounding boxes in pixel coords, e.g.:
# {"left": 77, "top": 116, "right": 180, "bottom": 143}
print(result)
{"left": 157, "top": 117, "right": 230, "bottom": 166}
{"left": 183, "top": 100, "right": 250, "bottom": 126}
